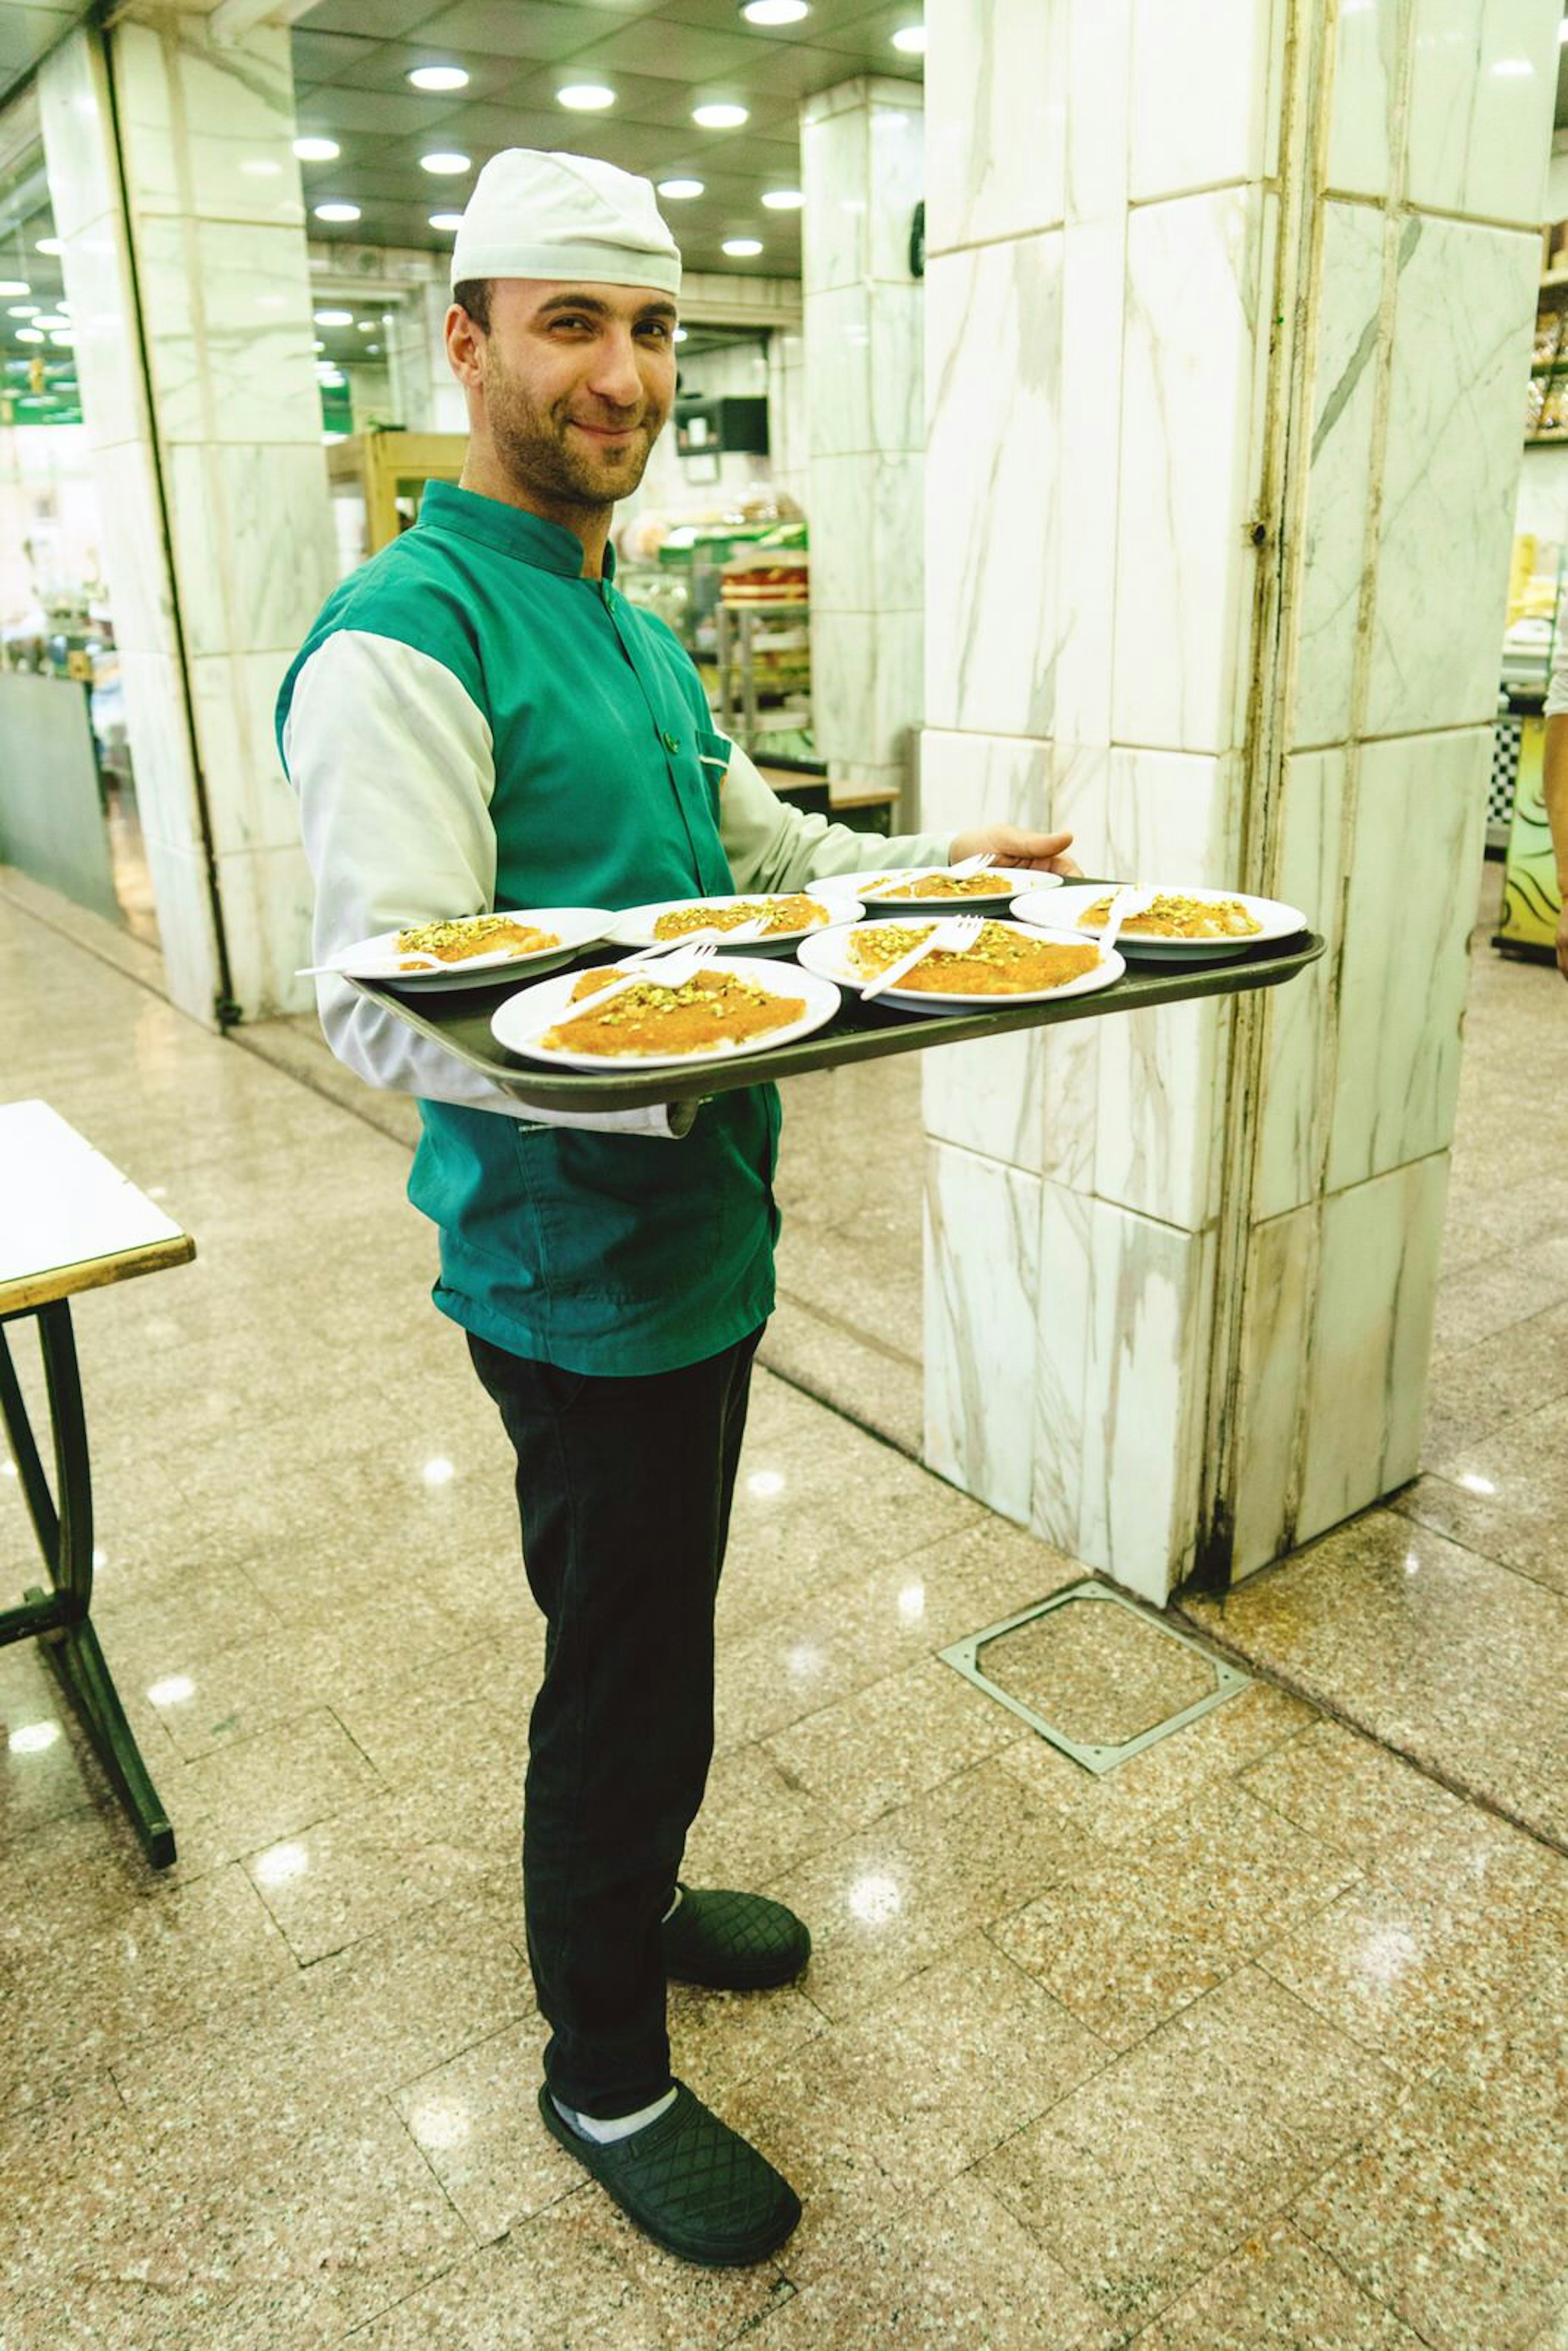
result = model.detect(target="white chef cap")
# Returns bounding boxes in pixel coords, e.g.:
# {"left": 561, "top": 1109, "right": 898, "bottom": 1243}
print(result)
{"left": 450, "top": 149, "right": 681, "bottom": 298}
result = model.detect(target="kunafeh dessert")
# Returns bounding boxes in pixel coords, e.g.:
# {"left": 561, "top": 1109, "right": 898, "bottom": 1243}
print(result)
{"left": 545, "top": 966, "right": 806, "bottom": 1057}
{"left": 863, "top": 870, "right": 1018, "bottom": 901}
{"left": 1078, "top": 893, "right": 1262, "bottom": 940}
{"left": 849, "top": 921, "right": 1102, "bottom": 995}
{"left": 651, "top": 894, "right": 827, "bottom": 940}
{"left": 396, "top": 914, "right": 561, "bottom": 966}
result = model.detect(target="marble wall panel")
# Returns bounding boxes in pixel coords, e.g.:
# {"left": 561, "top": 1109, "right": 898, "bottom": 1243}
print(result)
{"left": 1292, "top": 202, "right": 1384, "bottom": 754}
{"left": 803, "top": 285, "right": 872, "bottom": 457}
{"left": 113, "top": 19, "right": 303, "bottom": 228}
{"left": 1365, "top": 217, "right": 1541, "bottom": 738}
{"left": 1094, "top": 997, "right": 1230, "bottom": 1233}
{"left": 1228, "top": 1199, "right": 1316, "bottom": 1577}
{"left": 926, "top": 0, "right": 1065, "bottom": 254}
{"left": 37, "top": 29, "right": 117, "bottom": 241}
{"left": 924, "top": 1142, "right": 1042, "bottom": 1524}
{"left": 218, "top": 841, "right": 316, "bottom": 1020}
{"left": 134, "top": 219, "right": 319, "bottom": 447}
{"left": 1405, "top": 0, "right": 1558, "bottom": 227}
{"left": 1127, "top": 0, "right": 1285, "bottom": 203}
{"left": 918, "top": 724, "right": 1051, "bottom": 836}
{"left": 114, "top": 649, "right": 203, "bottom": 858}
{"left": 1063, "top": 0, "right": 1132, "bottom": 226}
{"left": 868, "top": 283, "right": 925, "bottom": 454}
{"left": 61, "top": 221, "right": 150, "bottom": 456}
{"left": 811, "top": 614, "right": 878, "bottom": 768}
{"left": 165, "top": 442, "right": 336, "bottom": 661}
{"left": 801, "top": 91, "right": 868, "bottom": 294}
{"left": 1111, "top": 187, "right": 1276, "bottom": 755}
{"left": 1297, "top": 1153, "right": 1450, "bottom": 1545}
{"left": 1032, "top": 1179, "right": 1094, "bottom": 1554}
{"left": 1325, "top": 0, "right": 1401, "bottom": 200}
{"left": 142, "top": 835, "right": 222, "bottom": 1017}
{"left": 867, "top": 96, "right": 926, "bottom": 282}
{"left": 1253, "top": 748, "right": 1349, "bottom": 1223}
{"left": 89, "top": 441, "right": 177, "bottom": 661}
{"left": 1096, "top": 745, "right": 1241, "bottom": 886}
{"left": 1054, "top": 216, "right": 1126, "bottom": 749}
{"left": 190, "top": 649, "right": 299, "bottom": 858}
{"left": 925, "top": 232, "right": 1062, "bottom": 737}
{"left": 1326, "top": 727, "right": 1489, "bottom": 1192}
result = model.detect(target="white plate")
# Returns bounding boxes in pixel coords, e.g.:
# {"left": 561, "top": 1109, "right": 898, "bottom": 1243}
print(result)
{"left": 491, "top": 953, "right": 842, "bottom": 1072}
{"left": 608, "top": 891, "right": 860, "bottom": 956}
{"left": 795, "top": 917, "right": 1125, "bottom": 1013}
{"left": 818, "top": 865, "right": 1061, "bottom": 913}
{"left": 324, "top": 907, "right": 616, "bottom": 989}
{"left": 1024, "top": 884, "right": 1308, "bottom": 962}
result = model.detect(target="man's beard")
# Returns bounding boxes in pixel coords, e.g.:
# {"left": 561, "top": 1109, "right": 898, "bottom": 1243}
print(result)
{"left": 482, "top": 347, "right": 661, "bottom": 515}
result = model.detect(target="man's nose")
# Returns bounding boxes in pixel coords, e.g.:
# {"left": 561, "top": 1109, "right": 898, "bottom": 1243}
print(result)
{"left": 588, "top": 329, "right": 643, "bottom": 408}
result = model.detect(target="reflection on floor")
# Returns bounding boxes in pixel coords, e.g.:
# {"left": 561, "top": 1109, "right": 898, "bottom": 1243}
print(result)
{"left": 2, "top": 874, "right": 1565, "bottom": 2350}
{"left": 102, "top": 780, "right": 160, "bottom": 953}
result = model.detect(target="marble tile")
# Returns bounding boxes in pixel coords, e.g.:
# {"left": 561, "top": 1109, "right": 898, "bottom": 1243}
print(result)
{"left": 810, "top": 608, "right": 921, "bottom": 775}
{"left": 1182, "top": 1507, "right": 1568, "bottom": 1849}
{"left": 326, "top": 2221, "right": 665, "bottom": 2351}
{"left": 807, "top": 451, "right": 923, "bottom": 615}
{"left": 1229, "top": 1201, "right": 1316, "bottom": 1576}
{"left": 189, "top": 647, "right": 299, "bottom": 857}
{"left": 868, "top": 281, "right": 925, "bottom": 453}
{"left": 926, "top": 0, "right": 1066, "bottom": 253}
{"left": 1095, "top": 744, "right": 1241, "bottom": 886}
{"left": 978, "top": 1966, "right": 1398, "bottom": 2330}
{"left": 1128, "top": 0, "right": 1284, "bottom": 201}
{"left": 1365, "top": 218, "right": 1541, "bottom": 737}
{"left": 803, "top": 283, "right": 872, "bottom": 457}
{"left": 990, "top": 1779, "right": 1361, "bottom": 2047}
{"left": 1055, "top": 215, "right": 1127, "bottom": 746}
{"left": 1326, "top": 0, "right": 1402, "bottom": 198}
{"left": 1406, "top": 0, "right": 1558, "bottom": 227}
{"left": 1327, "top": 731, "right": 1488, "bottom": 1191}
{"left": 1064, "top": 0, "right": 1133, "bottom": 226}
{"left": 1292, "top": 204, "right": 1385, "bottom": 752}
{"left": 866, "top": 93, "right": 925, "bottom": 283}
{"left": 36, "top": 25, "right": 117, "bottom": 243}
{"left": 761, "top": 1653, "right": 1023, "bottom": 1830}
{"left": 925, "top": 232, "right": 1063, "bottom": 738}
{"left": 114, "top": 18, "right": 304, "bottom": 227}
{"left": 1136, "top": 2214, "right": 1430, "bottom": 2350}
{"left": 1094, "top": 996, "right": 1229, "bottom": 1231}
{"left": 88, "top": 442, "right": 177, "bottom": 661}
{"left": 924, "top": 1142, "right": 1041, "bottom": 1523}
{"left": 1395, "top": 1458, "right": 1568, "bottom": 1603}
{"left": 60, "top": 220, "right": 150, "bottom": 454}
{"left": 978, "top": 1587, "right": 1220, "bottom": 1747}
{"left": 1111, "top": 187, "right": 1276, "bottom": 755}
{"left": 391, "top": 2018, "right": 582, "bottom": 2245}
{"left": 136, "top": 218, "right": 319, "bottom": 446}
{"left": 164, "top": 440, "right": 336, "bottom": 660}
{"left": 801, "top": 94, "right": 869, "bottom": 294}
{"left": 1253, "top": 748, "right": 1348, "bottom": 1220}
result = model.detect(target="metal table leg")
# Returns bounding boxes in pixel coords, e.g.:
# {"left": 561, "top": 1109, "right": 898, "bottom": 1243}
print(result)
{"left": 0, "top": 1304, "right": 176, "bottom": 1867}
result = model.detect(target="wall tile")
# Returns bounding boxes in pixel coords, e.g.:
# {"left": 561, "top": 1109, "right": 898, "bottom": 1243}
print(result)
{"left": 808, "top": 452, "right": 924, "bottom": 614}
{"left": 1292, "top": 201, "right": 1384, "bottom": 753}
{"left": 801, "top": 97, "right": 868, "bottom": 293}
{"left": 918, "top": 725, "right": 1051, "bottom": 836}
{"left": 135, "top": 218, "right": 319, "bottom": 446}
{"left": 218, "top": 840, "right": 316, "bottom": 1020}
{"left": 924, "top": 1029, "right": 1046, "bottom": 1171}
{"left": 926, "top": 233, "right": 1063, "bottom": 737}
{"left": 1032, "top": 1179, "right": 1093, "bottom": 1554}
{"left": 114, "top": 649, "right": 203, "bottom": 858}
{"left": 1253, "top": 748, "right": 1349, "bottom": 1222}
{"left": 867, "top": 96, "right": 925, "bottom": 282}
{"left": 62, "top": 220, "right": 151, "bottom": 455}
{"left": 1127, "top": 0, "right": 1285, "bottom": 203}
{"left": 115, "top": 18, "right": 303, "bottom": 227}
{"left": 36, "top": 28, "right": 118, "bottom": 241}
{"left": 1054, "top": 216, "right": 1127, "bottom": 748}
{"left": 815, "top": 612, "right": 921, "bottom": 770}
{"left": 142, "top": 835, "right": 222, "bottom": 1020}
{"left": 165, "top": 441, "right": 336, "bottom": 660}
{"left": 1094, "top": 996, "right": 1230, "bottom": 1232}
{"left": 1111, "top": 187, "right": 1276, "bottom": 755}
{"left": 1365, "top": 217, "right": 1540, "bottom": 737}
{"left": 803, "top": 284, "right": 872, "bottom": 457}
{"left": 1326, "top": 728, "right": 1489, "bottom": 1191}
{"left": 1096, "top": 745, "right": 1241, "bottom": 886}
{"left": 926, "top": 0, "right": 1065, "bottom": 254}
{"left": 1325, "top": 0, "right": 1401, "bottom": 199}
{"left": 1298, "top": 1153, "right": 1450, "bottom": 1545}
{"left": 190, "top": 649, "right": 299, "bottom": 857}
{"left": 1064, "top": 0, "right": 1132, "bottom": 226}
{"left": 1229, "top": 1199, "right": 1317, "bottom": 1576}
{"left": 1406, "top": 0, "right": 1557, "bottom": 227}
{"left": 924, "top": 1143, "right": 1042, "bottom": 1524}
{"left": 868, "top": 282, "right": 925, "bottom": 454}
{"left": 89, "top": 441, "right": 177, "bottom": 660}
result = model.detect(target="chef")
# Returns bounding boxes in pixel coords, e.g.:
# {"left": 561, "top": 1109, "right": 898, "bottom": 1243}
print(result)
{"left": 278, "top": 147, "right": 1078, "bottom": 2269}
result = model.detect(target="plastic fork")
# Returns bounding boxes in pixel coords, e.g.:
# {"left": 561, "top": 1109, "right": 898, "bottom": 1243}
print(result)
{"left": 519, "top": 938, "right": 725, "bottom": 1046}
{"left": 1096, "top": 886, "right": 1156, "bottom": 953}
{"left": 859, "top": 914, "right": 985, "bottom": 1002}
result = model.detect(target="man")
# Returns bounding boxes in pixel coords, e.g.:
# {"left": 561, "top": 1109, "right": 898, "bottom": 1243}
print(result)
{"left": 279, "top": 149, "right": 1078, "bottom": 2268}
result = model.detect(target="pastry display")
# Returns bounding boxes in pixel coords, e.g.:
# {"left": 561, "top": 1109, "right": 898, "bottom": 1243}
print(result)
{"left": 847, "top": 921, "right": 1102, "bottom": 996}
{"left": 543, "top": 966, "right": 807, "bottom": 1057}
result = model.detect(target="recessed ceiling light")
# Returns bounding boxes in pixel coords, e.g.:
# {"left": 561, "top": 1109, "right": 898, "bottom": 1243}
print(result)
{"left": 314, "top": 202, "right": 361, "bottom": 223}
{"left": 742, "top": 0, "right": 809, "bottom": 21}
{"left": 658, "top": 178, "right": 705, "bottom": 199}
{"left": 240, "top": 158, "right": 282, "bottom": 177}
{"left": 312, "top": 338, "right": 325, "bottom": 351}
{"left": 47, "top": 329, "right": 74, "bottom": 346}
{"left": 15, "top": 327, "right": 42, "bottom": 343}
{"left": 313, "top": 308, "right": 352, "bottom": 325}
{"left": 420, "top": 151, "right": 471, "bottom": 174}
{"left": 760, "top": 189, "right": 804, "bottom": 209}
{"left": 673, "top": 326, "right": 688, "bottom": 342}
{"left": 557, "top": 85, "right": 616, "bottom": 110}
{"left": 0, "top": 279, "right": 29, "bottom": 296}
{"left": 722, "top": 236, "right": 763, "bottom": 257}
{"left": 408, "top": 65, "right": 469, "bottom": 91}
{"left": 35, "top": 236, "right": 61, "bottom": 254}
{"left": 1561, "top": 15, "right": 1568, "bottom": 38}
{"left": 429, "top": 211, "right": 465, "bottom": 231}
{"left": 356, "top": 319, "right": 376, "bottom": 332}
{"left": 891, "top": 24, "right": 927, "bottom": 53}
{"left": 367, "top": 343, "right": 381, "bottom": 353}
{"left": 693, "top": 102, "right": 748, "bottom": 129}
{"left": 33, "top": 314, "right": 67, "bottom": 330}
{"left": 7, "top": 304, "right": 37, "bottom": 316}
{"left": 293, "top": 136, "right": 340, "bottom": 162}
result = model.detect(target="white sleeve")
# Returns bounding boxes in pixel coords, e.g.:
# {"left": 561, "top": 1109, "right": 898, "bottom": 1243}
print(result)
{"left": 283, "top": 629, "right": 685, "bottom": 1140}
{"left": 716, "top": 738, "right": 953, "bottom": 891}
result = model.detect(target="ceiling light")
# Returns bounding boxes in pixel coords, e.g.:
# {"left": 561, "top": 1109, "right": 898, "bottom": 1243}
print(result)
{"left": 420, "top": 151, "right": 471, "bottom": 174}
{"left": 7, "top": 304, "right": 37, "bottom": 317}
{"left": 313, "top": 307, "right": 352, "bottom": 325}
{"left": 1561, "top": 15, "right": 1568, "bottom": 37}
{"left": 240, "top": 158, "right": 281, "bottom": 178}
{"left": 429, "top": 211, "right": 464, "bottom": 231}
{"left": 557, "top": 85, "right": 615, "bottom": 110}
{"left": 48, "top": 329, "right": 74, "bottom": 346}
{"left": 722, "top": 237, "right": 763, "bottom": 257}
{"left": 408, "top": 65, "right": 469, "bottom": 91}
{"left": 673, "top": 326, "right": 688, "bottom": 342}
{"left": 891, "top": 24, "right": 927, "bottom": 52}
{"left": 742, "top": 0, "right": 809, "bottom": 19}
{"left": 293, "top": 136, "right": 339, "bottom": 162}
{"left": 356, "top": 319, "right": 376, "bottom": 332}
{"left": 35, "top": 236, "right": 61, "bottom": 254}
{"left": 312, "top": 338, "right": 325, "bottom": 351}
{"left": 693, "top": 102, "right": 748, "bottom": 129}
{"left": 658, "top": 178, "right": 704, "bottom": 199}
{"left": 0, "top": 278, "right": 29, "bottom": 296}
{"left": 314, "top": 202, "right": 361, "bottom": 222}
{"left": 1490, "top": 56, "right": 1532, "bottom": 74}
{"left": 367, "top": 343, "right": 381, "bottom": 353}
{"left": 33, "top": 314, "right": 67, "bottom": 330}
{"left": 760, "top": 189, "right": 804, "bottom": 209}
{"left": 15, "top": 327, "right": 42, "bottom": 343}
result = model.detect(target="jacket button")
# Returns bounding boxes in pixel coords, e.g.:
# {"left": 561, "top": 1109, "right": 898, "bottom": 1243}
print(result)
{"left": 664, "top": 731, "right": 681, "bottom": 753}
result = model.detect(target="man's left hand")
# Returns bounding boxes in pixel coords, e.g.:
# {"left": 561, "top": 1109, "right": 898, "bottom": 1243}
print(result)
{"left": 949, "top": 824, "right": 1081, "bottom": 877}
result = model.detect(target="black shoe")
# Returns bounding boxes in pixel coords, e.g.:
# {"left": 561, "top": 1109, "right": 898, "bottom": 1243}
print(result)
{"left": 538, "top": 2080, "right": 802, "bottom": 2268}
{"left": 661, "top": 1885, "right": 811, "bottom": 1990}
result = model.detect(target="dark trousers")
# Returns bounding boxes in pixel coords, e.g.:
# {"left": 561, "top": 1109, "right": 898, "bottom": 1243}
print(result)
{"left": 467, "top": 1322, "right": 764, "bottom": 2119}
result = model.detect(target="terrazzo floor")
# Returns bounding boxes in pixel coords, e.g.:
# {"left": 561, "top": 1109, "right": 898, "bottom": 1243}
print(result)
{"left": 2, "top": 866, "right": 1566, "bottom": 2351}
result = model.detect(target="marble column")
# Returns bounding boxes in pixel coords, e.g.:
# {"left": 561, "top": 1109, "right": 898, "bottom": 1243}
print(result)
{"left": 38, "top": 10, "right": 335, "bottom": 1024}
{"left": 801, "top": 77, "right": 924, "bottom": 807}
{"left": 922, "top": 0, "right": 1556, "bottom": 1600}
